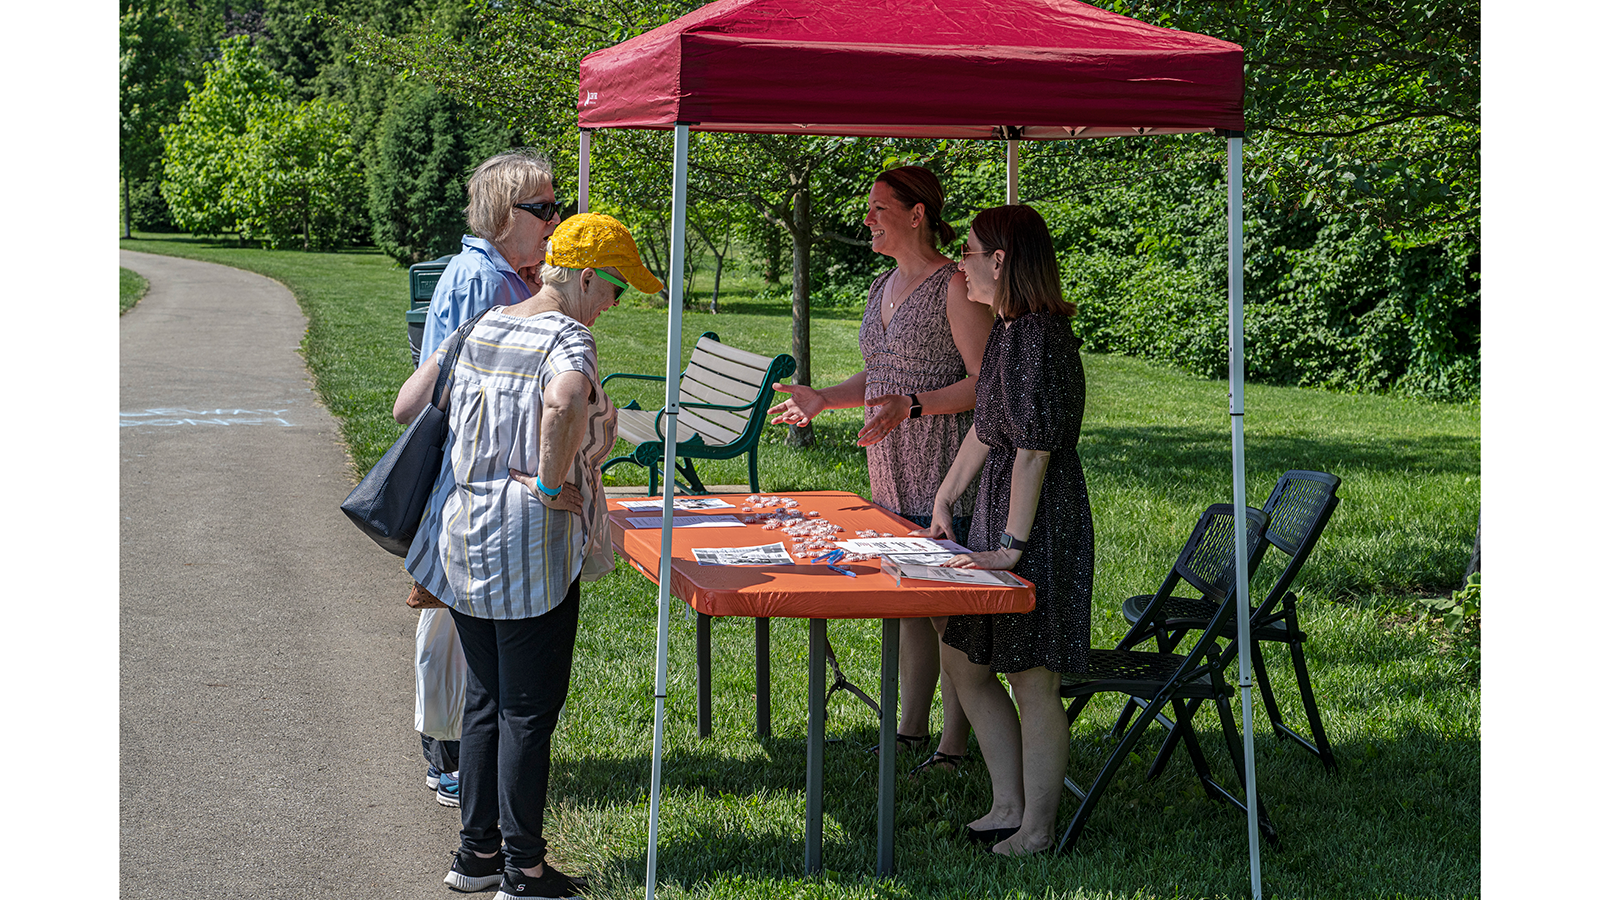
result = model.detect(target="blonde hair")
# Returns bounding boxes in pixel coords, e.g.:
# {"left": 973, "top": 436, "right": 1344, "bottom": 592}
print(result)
{"left": 465, "top": 149, "right": 554, "bottom": 244}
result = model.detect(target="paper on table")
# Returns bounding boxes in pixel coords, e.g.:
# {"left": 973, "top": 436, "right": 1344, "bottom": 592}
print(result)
{"left": 626, "top": 515, "right": 746, "bottom": 529}
{"left": 835, "top": 537, "right": 971, "bottom": 559}
{"left": 618, "top": 497, "right": 735, "bottom": 511}
{"left": 880, "top": 559, "right": 1026, "bottom": 587}
{"left": 692, "top": 543, "right": 796, "bottom": 566}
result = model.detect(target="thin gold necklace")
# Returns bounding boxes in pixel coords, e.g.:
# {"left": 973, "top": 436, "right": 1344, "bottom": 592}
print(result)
{"left": 887, "top": 260, "right": 937, "bottom": 312}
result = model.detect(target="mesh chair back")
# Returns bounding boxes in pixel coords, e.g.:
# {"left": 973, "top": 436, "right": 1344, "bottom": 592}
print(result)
{"left": 1262, "top": 470, "right": 1341, "bottom": 558}
{"left": 1254, "top": 471, "right": 1341, "bottom": 616}
{"left": 1174, "top": 504, "right": 1269, "bottom": 608}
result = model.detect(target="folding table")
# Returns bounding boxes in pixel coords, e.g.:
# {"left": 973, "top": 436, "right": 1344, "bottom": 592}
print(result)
{"left": 606, "top": 490, "right": 1034, "bottom": 876}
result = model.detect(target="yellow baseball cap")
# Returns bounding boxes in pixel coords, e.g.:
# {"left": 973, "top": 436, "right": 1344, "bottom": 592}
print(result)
{"left": 546, "top": 213, "right": 664, "bottom": 295}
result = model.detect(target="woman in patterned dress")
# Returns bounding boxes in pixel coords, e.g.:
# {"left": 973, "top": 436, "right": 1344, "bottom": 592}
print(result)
{"left": 767, "top": 166, "right": 995, "bottom": 771}
{"left": 916, "top": 204, "right": 1093, "bottom": 856}
{"left": 395, "top": 214, "right": 661, "bottom": 899}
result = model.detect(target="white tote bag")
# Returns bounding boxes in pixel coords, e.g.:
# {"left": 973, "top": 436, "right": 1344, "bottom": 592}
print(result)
{"left": 414, "top": 606, "right": 467, "bottom": 741}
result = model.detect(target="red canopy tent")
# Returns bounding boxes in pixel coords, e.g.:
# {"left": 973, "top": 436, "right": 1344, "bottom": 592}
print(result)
{"left": 574, "top": 2, "right": 1259, "bottom": 896}
{"left": 577, "top": 0, "right": 1242, "bottom": 137}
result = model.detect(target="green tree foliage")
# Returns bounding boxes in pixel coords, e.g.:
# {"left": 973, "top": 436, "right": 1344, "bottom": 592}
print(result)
{"left": 366, "top": 82, "right": 511, "bottom": 263}
{"left": 162, "top": 36, "right": 291, "bottom": 236}
{"left": 234, "top": 95, "right": 367, "bottom": 249}
{"left": 162, "top": 35, "right": 365, "bottom": 249}
{"left": 120, "top": 0, "right": 191, "bottom": 235}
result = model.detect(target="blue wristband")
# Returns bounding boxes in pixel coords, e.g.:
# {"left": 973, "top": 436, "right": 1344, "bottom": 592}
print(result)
{"left": 534, "top": 475, "right": 561, "bottom": 498}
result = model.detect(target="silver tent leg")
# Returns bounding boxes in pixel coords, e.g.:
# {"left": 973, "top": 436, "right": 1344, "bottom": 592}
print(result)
{"left": 1006, "top": 139, "right": 1020, "bottom": 205}
{"left": 578, "top": 128, "right": 591, "bottom": 213}
{"left": 644, "top": 122, "right": 691, "bottom": 900}
{"left": 1226, "top": 133, "right": 1262, "bottom": 900}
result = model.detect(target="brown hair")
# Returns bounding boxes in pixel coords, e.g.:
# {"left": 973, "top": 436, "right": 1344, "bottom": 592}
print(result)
{"left": 874, "top": 166, "right": 957, "bottom": 246}
{"left": 465, "top": 149, "right": 555, "bottom": 244}
{"left": 970, "top": 204, "right": 1076, "bottom": 320}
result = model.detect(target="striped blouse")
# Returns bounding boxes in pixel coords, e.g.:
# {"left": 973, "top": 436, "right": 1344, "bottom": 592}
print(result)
{"left": 406, "top": 309, "right": 610, "bottom": 620}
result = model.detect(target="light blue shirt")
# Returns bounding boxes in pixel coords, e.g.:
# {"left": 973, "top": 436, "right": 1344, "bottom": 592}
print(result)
{"left": 417, "top": 235, "right": 533, "bottom": 364}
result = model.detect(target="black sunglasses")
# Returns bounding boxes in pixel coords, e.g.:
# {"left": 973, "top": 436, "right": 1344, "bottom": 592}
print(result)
{"left": 512, "top": 200, "right": 562, "bottom": 222}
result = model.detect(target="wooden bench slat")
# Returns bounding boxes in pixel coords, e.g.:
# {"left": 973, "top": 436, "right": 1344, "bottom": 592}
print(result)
{"left": 698, "top": 339, "right": 779, "bottom": 371}
{"left": 682, "top": 367, "right": 764, "bottom": 406}
{"left": 679, "top": 375, "right": 757, "bottom": 412}
{"left": 681, "top": 350, "right": 768, "bottom": 392}
{"left": 680, "top": 408, "right": 746, "bottom": 444}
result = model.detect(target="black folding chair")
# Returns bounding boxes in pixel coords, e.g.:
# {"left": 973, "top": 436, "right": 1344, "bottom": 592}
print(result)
{"left": 1118, "top": 471, "right": 1341, "bottom": 773}
{"left": 1056, "top": 504, "right": 1276, "bottom": 853}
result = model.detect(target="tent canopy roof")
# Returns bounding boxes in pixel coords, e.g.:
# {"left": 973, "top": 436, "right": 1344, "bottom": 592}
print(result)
{"left": 577, "top": 0, "right": 1244, "bottom": 139}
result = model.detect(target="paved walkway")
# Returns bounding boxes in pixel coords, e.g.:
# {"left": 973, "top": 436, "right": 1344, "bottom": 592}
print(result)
{"left": 119, "top": 250, "right": 460, "bottom": 898}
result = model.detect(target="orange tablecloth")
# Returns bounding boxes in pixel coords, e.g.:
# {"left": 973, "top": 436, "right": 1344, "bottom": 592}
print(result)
{"left": 607, "top": 490, "right": 1035, "bottom": 619}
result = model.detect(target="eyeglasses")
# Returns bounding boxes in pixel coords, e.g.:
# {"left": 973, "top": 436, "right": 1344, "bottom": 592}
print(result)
{"left": 960, "top": 247, "right": 992, "bottom": 259}
{"left": 512, "top": 200, "right": 562, "bottom": 221}
{"left": 593, "top": 268, "right": 628, "bottom": 299}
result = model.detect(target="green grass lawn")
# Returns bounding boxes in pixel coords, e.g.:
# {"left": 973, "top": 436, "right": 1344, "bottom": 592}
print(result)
{"left": 121, "top": 234, "right": 1480, "bottom": 899}
{"left": 120, "top": 266, "right": 148, "bottom": 315}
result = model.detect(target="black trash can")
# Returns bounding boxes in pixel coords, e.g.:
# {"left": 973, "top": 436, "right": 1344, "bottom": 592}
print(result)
{"left": 407, "top": 255, "right": 455, "bottom": 367}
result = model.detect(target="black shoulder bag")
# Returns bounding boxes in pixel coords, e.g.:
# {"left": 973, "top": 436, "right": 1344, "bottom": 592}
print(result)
{"left": 341, "top": 309, "right": 490, "bottom": 556}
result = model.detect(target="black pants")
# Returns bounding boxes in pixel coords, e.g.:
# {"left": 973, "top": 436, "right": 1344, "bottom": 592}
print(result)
{"left": 450, "top": 580, "right": 581, "bottom": 869}
{"left": 421, "top": 734, "right": 459, "bottom": 774}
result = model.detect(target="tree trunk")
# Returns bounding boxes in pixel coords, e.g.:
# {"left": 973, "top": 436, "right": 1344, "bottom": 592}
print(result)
{"left": 787, "top": 167, "right": 814, "bottom": 448}
{"left": 123, "top": 177, "right": 133, "bottom": 239}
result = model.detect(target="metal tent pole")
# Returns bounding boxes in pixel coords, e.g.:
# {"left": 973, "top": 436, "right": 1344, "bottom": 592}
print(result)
{"left": 1226, "top": 132, "right": 1262, "bottom": 900}
{"left": 644, "top": 122, "right": 690, "bottom": 900}
{"left": 577, "top": 128, "right": 591, "bottom": 213}
{"left": 1006, "top": 138, "right": 1020, "bottom": 204}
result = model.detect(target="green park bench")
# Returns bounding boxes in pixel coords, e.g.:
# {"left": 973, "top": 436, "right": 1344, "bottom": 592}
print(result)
{"left": 601, "top": 332, "right": 797, "bottom": 495}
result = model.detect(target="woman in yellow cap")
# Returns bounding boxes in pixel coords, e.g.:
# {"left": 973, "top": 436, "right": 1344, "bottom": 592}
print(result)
{"left": 395, "top": 213, "right": 662, "bottom": 900}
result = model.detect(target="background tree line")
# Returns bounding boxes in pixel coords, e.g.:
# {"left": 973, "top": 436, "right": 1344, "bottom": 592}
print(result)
{"left": 122, "top": 0, "right": 1479, "bottom": 401}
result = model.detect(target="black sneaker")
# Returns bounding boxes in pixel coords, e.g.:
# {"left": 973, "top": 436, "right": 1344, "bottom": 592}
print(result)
{"left": 444, "top": 848, "right": 505, "bottom": 893}
{"left": 493, "top": 863, "right": 587, "bottom": 900}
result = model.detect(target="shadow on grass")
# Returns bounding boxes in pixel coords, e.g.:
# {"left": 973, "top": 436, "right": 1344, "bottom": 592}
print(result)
{"left": 1082, "top": 424, "right": 1480, "bottom": 485}
{"left": 557, "top": 718, "right": 1477, "bottom": 897}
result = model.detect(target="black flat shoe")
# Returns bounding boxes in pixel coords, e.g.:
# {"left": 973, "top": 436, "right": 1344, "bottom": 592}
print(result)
{"left": 909, "top": 750, "right": 966, "bottom": 778}
{"left": 867, "top": 732, "right": 930, "bottom": 757}
{"left": 964, "top": 825, "right": 1020, "bottom": 846}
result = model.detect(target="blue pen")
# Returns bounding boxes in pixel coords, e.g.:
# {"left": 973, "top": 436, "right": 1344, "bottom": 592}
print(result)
{"left": 826, "top": 563, "right": 857, "bottom": 578}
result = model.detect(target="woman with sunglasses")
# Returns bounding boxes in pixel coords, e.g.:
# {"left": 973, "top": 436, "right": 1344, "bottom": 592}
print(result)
{"left": 409, "top": 149, "right": 566, "bottom": 810}
{"left": 398, "top": 214, "right": 660, "bottom": 900}
{"left": 416, "top": 149, "right": 565, "bottom": 363}
{"left": 916, "top": 204, "right": 1093, "bottom": 856}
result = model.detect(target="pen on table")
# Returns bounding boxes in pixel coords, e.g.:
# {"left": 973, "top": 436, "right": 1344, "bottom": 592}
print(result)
{"left": 826, "top": 563, "right": 857, "bottom": 578}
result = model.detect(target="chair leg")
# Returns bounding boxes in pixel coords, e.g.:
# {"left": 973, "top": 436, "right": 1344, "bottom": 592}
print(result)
{"left": 675, "top": 458, "right": 710, "bottom": 494}
{"left": 1064, "top": 694, "right": 1092, "bottom": 726}
{"left": 1251, "top": 638, "right": 1287, "bottom": 739}
{"left": 648, "top": 461, "right": 660, "bottom": 496}
{"left": 1146, "top": 697, "right": 1201, "bottom": 781}
{"left": 1057, "top": 695, "right": 1174, "bottom": 853}
{"left": 1211, "top": 688, "right": 1280, "bottom": 846}
{"left": 1284, "top": 621, "right": 1337, "bottom": 773}
{"left": 747, "top": 447, "right": 760, "bottom": 493}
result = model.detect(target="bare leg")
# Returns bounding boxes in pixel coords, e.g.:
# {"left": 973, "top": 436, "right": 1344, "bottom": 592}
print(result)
{"left": 930, "top": 616, "right": 971, "bottom": 756}
{"left": 991, "top": 666, "right": 1069, "bottom": 856}
{"left": 940, "top": 641, "right": 1022, "bottom": 831}
{"left": 896, "top": 616, "right": 939, "bottom": 739}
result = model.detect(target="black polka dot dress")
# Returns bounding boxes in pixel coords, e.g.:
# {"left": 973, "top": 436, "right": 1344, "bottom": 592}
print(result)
{"left": 941, "top": 313, "right": 1094, "bottom": 675}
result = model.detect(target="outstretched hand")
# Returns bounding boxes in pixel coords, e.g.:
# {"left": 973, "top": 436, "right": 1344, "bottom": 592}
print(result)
{"left": 768, "top": 383, "right": 825, "bottom": 427}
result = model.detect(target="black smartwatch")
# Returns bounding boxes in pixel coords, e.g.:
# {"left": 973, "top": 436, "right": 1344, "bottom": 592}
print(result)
{"left": 906, "top": 394, "right": 923, "bottom": 419}
{"left": 999, "top": 532, "right": 1027, "bottom": 552}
